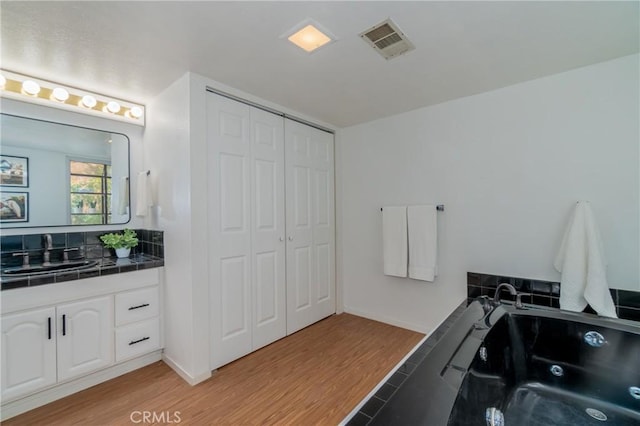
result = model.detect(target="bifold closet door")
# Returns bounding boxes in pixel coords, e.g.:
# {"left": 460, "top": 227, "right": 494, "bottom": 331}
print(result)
{"left": 208, "top": 93, "right": 286, "bottom": 369}
{"left": 250, "top": 107, "right": 286, "bottom": 351}
{"left": 285, "top": 119, "right": 336, "bottom": 335}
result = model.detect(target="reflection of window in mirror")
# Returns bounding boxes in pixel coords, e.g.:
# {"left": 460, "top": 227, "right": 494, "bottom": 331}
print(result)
{"left": 69, "top": 160, "right": 111, "bottom": 225}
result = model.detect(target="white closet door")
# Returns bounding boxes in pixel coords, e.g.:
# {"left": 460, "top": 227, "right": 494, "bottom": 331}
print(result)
{"left": 285, "top": 119, "right": 335, "bottom": 334}
{"left": 250, "top": 108, "right": 286, "bottom": 350}
{"left": 208, "top": 94, "right": 253, "bottom": 369}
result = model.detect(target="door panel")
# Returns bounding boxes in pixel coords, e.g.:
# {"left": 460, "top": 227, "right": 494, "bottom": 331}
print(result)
{"left": 220, "top": 256, "right": 249, "bottom": 339}
{"left": 1, "top": 307, "right": 57, "bottom": 401}
{"left": 294, "top": 246, "right": 312, "bottom": 310}
{"left": 220, "top": 153, "right": 247, "bottom": 232}
{"left": 209, "top": 94, "right": 286, "bottom": 366}
{"left": 255, "top": 252, "right": 277, "bottom": 325}
{"left": 317, "top": 243, "right": 331, "bottom": 302}
{"left": 251, "top": 108, "right": 286, "bottom": 351}
{"left": 285, "top": 119, "right": 335, "bottom": 334}
{"left": 294, "top": 166, "right": 311, "bottom": 228}
{"left": 209, "top": 94, "right": 253, "bottom": 369}
{"left": 57, "top": 296, "right": 113, "bottom": 381}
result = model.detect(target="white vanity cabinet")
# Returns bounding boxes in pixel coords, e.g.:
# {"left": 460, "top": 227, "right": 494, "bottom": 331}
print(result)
{"left": 2, "top": 296, "right": 113, "bottom": 401}
{"left": 0, "top": 268, "right": 163, "bottom": 420}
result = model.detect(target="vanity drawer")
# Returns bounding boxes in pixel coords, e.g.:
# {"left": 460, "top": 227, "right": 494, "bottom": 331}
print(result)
{"left": 115, "top": 286, "right": 159, "bottom": 326}
{"left": 115, "top": 318, "right": 160, "bottom": 362}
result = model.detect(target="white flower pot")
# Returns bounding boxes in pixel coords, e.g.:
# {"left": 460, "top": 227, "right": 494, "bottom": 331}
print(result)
{"left": 115, "top": 247, "right": 131, "bottom": 258}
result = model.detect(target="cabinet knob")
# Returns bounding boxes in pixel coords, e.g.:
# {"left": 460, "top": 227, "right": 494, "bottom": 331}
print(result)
{"left": 288, "top": 236, "right": 294, "bottom": 241}
{"left": 279, "top": 237, "right": 284, "bottom": 242}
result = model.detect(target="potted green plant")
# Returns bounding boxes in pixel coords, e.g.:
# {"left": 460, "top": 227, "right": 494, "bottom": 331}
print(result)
{"left": 99, "top": 228, "right": 139, "bottom": 258}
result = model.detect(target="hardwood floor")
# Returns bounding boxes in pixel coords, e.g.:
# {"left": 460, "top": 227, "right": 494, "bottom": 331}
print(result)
{"left": 4, "top": 313, "right": 423, "bottom": 425}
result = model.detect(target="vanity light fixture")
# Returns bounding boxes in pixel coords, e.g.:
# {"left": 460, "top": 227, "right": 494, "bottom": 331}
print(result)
{"left": 22, "top": 80, "right": 41, "bottom": 96}
{"left": 128, "top": 106, "right": 143, "bottom": 119}
{"left": 106, "top": 101, "right": 121, "bottom": 114}
{"left": 0, "top": 69, "right": 145, "bottom": 126}
{"left": 81, "top": 95, "right": 97, "bottom": 108}
{"left": 51, "top": 87, "right": 70, "bottom": 102}
{"left": 283, "top": 19, "right": 336, "bottom": 53}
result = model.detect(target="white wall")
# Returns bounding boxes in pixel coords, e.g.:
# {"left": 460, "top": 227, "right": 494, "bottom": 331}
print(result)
{"left": 338, "top": 54, "right": 639, "bottom": 333}
{"left": 141, "top": 73, "right": 210, "bottom": 384}
{"left": 0, "top": 98, "right": 144, "bottom": 234}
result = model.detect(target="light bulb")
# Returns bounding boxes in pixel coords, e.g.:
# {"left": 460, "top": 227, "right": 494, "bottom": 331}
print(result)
{"left": 52, "top": 87, "right": 69, "bottom": 102}
{"left": 81, "top": 95, "right": 97, "bottom": 108}
{"left": 128, "top": 106, "right": 143, "bottom": 119}
{"left": 22, "top": 80, "right": 41, "bottom": 96}
{"left": 0, "top": 74, "right": 6, "bottom": 89}
{"left": 106, "top": 101, "right": 120, "bottom": 113}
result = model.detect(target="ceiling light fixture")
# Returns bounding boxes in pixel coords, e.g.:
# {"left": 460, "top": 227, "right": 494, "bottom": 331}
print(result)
{"left": 283, "top": 19, "right": 336, "bottom": 53}
{"left": 0, "top": 69, "right": 145, "bottom": 126}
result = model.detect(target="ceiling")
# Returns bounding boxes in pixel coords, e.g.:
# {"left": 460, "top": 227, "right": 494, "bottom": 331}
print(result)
{"left": 1, "top": 1, "right": 638, "bottom": 128}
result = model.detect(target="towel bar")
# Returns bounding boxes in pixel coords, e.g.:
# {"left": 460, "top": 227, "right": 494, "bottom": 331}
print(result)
{"left": 381, "top": 205, "right": 444, "bottom": 212}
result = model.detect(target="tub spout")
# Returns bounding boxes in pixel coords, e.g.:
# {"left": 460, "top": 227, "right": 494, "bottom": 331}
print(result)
{"left": 493, "top": 283, "right": 517, "bottom": 305}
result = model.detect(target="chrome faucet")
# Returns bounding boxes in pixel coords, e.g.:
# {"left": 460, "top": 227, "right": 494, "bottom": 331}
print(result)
{"left": 493, "top": 283, "right": 530, "bottom": 309}
{"left": 493, "top": 283, "right": 517, "bottom": 305}
{"left": 42, "top": 234, "right": 53, "bottom": 266}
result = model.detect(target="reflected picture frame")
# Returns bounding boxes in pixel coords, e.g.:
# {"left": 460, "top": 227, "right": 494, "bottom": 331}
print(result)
{"left": 0, "top": 154, "right": 29, "bottom": 187}
{"left": 0, "top": 191, "right": 29, "bottom": 223}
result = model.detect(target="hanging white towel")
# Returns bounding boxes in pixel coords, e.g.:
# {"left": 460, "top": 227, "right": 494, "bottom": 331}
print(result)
{"left": 117, "top": 177, "right": 129, "bottom": 215}
{"left": 383, "top": 206, "right": 408, "bottom": 277}
{"left": 135, "top": 171, "right": 153, "bottom": 217}
{"left": 554, "top": 201, "right": 617, "bottom": 318}
{"left": 408, "top": 205, "right": 438, "bottom": 282}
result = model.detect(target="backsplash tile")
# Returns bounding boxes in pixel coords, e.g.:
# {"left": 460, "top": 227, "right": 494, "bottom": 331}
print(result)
{"left": 0, "top": 229, "right": 164, "bottom": 271}
{"left": 468, "top": 272, "right": 640, "bottom": 322}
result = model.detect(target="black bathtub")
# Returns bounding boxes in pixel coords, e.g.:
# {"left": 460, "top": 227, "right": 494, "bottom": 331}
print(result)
{"left": 370, "top": 298, "right": 640, "bottom": 425}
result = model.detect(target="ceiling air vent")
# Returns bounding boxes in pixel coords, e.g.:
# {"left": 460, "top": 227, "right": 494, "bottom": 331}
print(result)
{"left": 360, "top": 18, "right": 415, "bottom": 60}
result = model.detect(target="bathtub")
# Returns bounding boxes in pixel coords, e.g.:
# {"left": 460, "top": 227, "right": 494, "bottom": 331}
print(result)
{"left": 370, "top": 298, "right": 640, "bottom": 425}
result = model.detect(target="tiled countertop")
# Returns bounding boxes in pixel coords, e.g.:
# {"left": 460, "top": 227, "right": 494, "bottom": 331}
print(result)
{"left": 0, "top": 254, "right": 164, "bottom": 291}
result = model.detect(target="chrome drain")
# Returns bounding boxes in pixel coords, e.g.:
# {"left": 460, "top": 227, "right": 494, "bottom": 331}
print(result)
{"left": 630, "top": 386, "right": 640, "bottom": 400}
{"left": 550, "top": 365, "right": 564, "bottom": 377}
{"left": 586, "top": 408, "right": 607, "bottom": 421}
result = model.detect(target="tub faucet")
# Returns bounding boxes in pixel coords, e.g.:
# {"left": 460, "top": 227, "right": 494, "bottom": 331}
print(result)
{"left": 493, "top": 283, "right": 530, "bottom": 309}
{"left": 493, "top": 283, "right": 517, "bottom": 305}
{"left": 42, "top": 234, "right": 53, "bottom": 266}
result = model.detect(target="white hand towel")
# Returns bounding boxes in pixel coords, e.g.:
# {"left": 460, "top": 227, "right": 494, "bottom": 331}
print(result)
{"left": 117, "top": 176, "right": 129, "bottom": 215}
{"left": 554, "top": 201, "right": 617, "bottom": 318}
{"left": 383, "top": 206, "right": 408, "bottom": 277}
{"left": 408, "top": 205, "right": 438, "bottom": 282}
{"left": 135, "top": 171, "right": 153, "bottom": 217}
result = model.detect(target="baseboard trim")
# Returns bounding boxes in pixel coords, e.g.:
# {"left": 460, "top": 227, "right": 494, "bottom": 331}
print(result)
{"left": 161, "top": 354, "right": 211, "bottom": 386}
{"left": 342, "top": 306, "right": 427, "bottom": 333}
{"left": 1, "top": 351, "right": 162, "bottom": 421}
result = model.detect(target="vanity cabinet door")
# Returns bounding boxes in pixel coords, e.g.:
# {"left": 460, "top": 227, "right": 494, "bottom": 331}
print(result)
{"left": 56, "top": 296, "right": 113, "bottom": 381}
{"left": 1, "top": 307, "right": 57, "bottom": 401}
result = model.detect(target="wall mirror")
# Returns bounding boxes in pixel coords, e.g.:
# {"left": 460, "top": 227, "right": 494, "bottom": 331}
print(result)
{"left": 0, "top": 113, "right": 130, "bottom": 228}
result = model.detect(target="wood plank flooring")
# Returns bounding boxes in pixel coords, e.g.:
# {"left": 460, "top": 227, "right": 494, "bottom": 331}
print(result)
{"left": 4, "top": 313, "right": 423, "bottom": 426}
